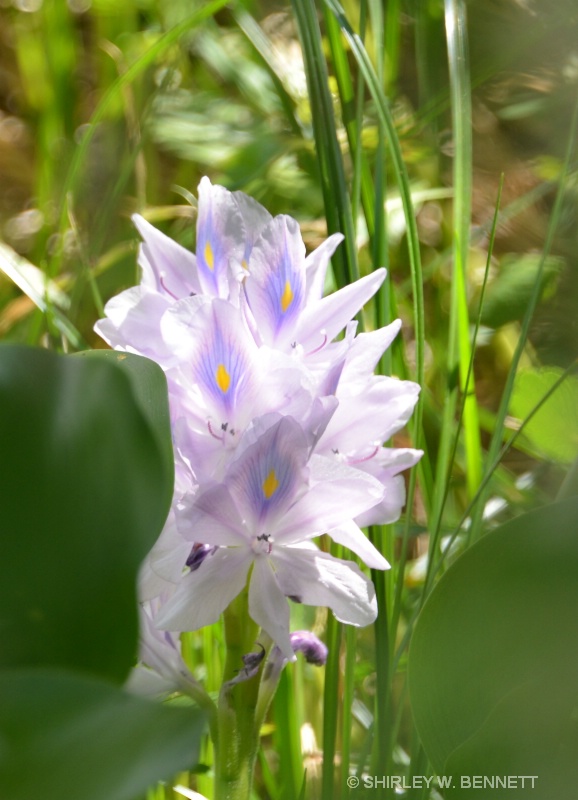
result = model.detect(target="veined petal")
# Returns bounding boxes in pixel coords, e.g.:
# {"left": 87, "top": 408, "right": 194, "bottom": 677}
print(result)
{"left": 353, "top": 447, "right": 423, "bottom": 527}
{"left": 132, "top": 214, "right": 201, "bottom": 298}
{"left": 227, "top": 416, "right": 309, "bottom": 530}
{"left": 155, "top": 547, "right": 252, "bottom": 632}
{"left": 244, "top": 215, "right": 306, "bottom": 346}
{"left": 273, "top": 546, "right": 378, "bottom": 627}
{"left": 196, "top": 177, "right": 245, "bottom": 298}
{"left": 319, "top": 378, "right": 421, "bottom": 454}
{"left": 95, "top": 287, "right": 173, "bottom": 363}
{"left": 340, "top": 320, "right": 402, "bottom": 384}
{"left": 146, "top": 515, "right": 192, "bottom": 585}
{"left": 297, "top": 269, "right": 386, "bottom": 353}
{"left": 177, "top": 485, "right": 248, "bottom": 546}
{"left": 162, "top": 297, "right": 261, "bottom": 431}
{"left": 249, "top": 557, "right": 294, "bottom": 660}
{"left": 139, "top": 554, "right": 178, "bottom": 602}
{"left": 275, "top": 455, "right": 384, "bottom": 542}
{"left": 232, "top": 189, "right": 273, "bottom": 264}
{"left": 304, "top": 233, "right": 344, "bottom": 303}
{"left": 327, "top": 519, "right": 390, "bottom": 570}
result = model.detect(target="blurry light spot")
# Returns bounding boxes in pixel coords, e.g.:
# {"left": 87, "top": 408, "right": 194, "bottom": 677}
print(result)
{"left": 13, "top": 0, "right": 43, "bottom": 11}
{"left": 67, "top": 0, "right": 91, "bottom": 11}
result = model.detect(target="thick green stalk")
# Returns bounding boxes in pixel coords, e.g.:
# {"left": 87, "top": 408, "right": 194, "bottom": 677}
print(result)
{"left": 214, "top": 587, "right": 262, "bottom": 800}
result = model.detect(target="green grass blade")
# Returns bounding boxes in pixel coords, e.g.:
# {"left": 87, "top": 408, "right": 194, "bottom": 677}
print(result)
{"left": 468, "top": 93, "right": 578, "bottom": 542}
{"left": 291, "top": 0, "right": 358, "bottom": 288}
{"left": 430, "top": 0, "right": 481, "bottom": 550}
{"left": 49, "top": 0, "right": 230, "bottom": 278}
{"left": 321, "top": 614, "right": 342, "bottom": 800}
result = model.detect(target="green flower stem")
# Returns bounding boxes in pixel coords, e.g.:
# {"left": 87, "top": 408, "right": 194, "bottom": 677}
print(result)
{"left": 213, "top": 585, "right": 265, "bottom": 800}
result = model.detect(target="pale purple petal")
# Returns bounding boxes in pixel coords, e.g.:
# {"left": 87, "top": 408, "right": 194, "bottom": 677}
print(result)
{"left": 144, "top": 515, "right": 192, "bottom": 586}
{"left": 132, "top": 214, "right": 201, "bottom": 298}
{"left": 249, "top": 557, "right": 294, "bottom": 660}
{"left": 226, "top": 416, "right": 309, "bottom": 530}
{"left": 232, "top": 189, "right": 273, "bottom": 263}
{"left": 275, "top": 455, "right": 384, "bottom": 542}
{"left": 353, "top": 447, "right": 423, "bottom": 526}
{"left": 196, "top": 177, "right": 245, "bottom": 298}
{"left": 327, "top": 519, "right": 390, "bottom": 570}
{"left": 139, "top": 554, "right": 178, "bottom": 602}
{"left": 95, "top": 287, "right": 173, "bottom": 362}
{"left": 155, "top": 547, "right": 252, "bottom": 632}
{"left": 340, "top": 320, "right": 402, "bottom": 384}
{"left": 273, "top": 546, "right": 378, "bottom": 627}
{"left": 244, "top": 215, "right": 306, "bottom": 346}
{"left": 297, "top": 268, "right": 386, "bottom": 352}
{"left": 289, "top": 631, "right": 328, "bottom": 665}
{"left": 319, "top": 378, "right": 421, "bottom": 454}
{"left": 304, "top": 233, "right": 344, "bottom": 303}
{"left": 177, "top": 485, "right": 248, "bottom": 545}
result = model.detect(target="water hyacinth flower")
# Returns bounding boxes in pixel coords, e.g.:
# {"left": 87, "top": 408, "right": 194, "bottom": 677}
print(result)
{"left": 155, "top": 415, "right": 387, "bottom": 659}
{"left": 96, "top": 177, "right": 422, "bottom": 657}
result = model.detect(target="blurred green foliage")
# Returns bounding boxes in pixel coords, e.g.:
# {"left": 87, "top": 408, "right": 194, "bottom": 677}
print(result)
{"left": 1, "top": 1, "right": 578, "bottom": 798}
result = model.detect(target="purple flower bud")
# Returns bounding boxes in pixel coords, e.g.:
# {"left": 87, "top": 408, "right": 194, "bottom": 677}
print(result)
{"left": 186, "top": 543, "right": 218, "bottom": 571}
{"left": 223, "top": 643, "right": 266, "bottom": 689}
{"left": 289, "top": 631, "right": 328, "bottom": 666}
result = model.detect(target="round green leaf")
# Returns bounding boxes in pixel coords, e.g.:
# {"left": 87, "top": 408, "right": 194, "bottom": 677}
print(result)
{"left": 408, "top": 497, "right": 578, "bottom": 798}
{"left": 74, "top": 349, "right": 174, "bottom": 516}
{"left": 0, "top": 668, "right": 205, "bottom": 800}
{"left": 0, "top": 345, "right": 172, "bottom": 682}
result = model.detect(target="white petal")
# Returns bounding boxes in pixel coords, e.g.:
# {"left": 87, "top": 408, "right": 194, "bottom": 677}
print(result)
{"left": 95, "top": 287, "right": 173, "bottom": 362}
{"left": 304, "top": 233, "right": 344, "bottom": 303}
{"left": 133, "top": 214, "right": 201, "bottom": 297}
{"left": 146, "top": 516, "right": 192, "bottom": 585}
{"left": 327, "top": 520, "right": 390, "bottom": 570}
{"left": 354, "top": 447, "right": 423, "bottom": 527}
{"left": 249, "top": 557, "right": 294, "bottom": 660}
{"left": 297, "top": 269, "right": 386, "bottom": 351}
{"left": 273, "top": 547, "right": 377, "bottom": 627}
{"left": 320, "top": 378, "right": 420, "bottom": 454}
{"left": 232, "top": 189, "right": 273, "bottom": 255}
{"left": 176, "top": 486, "right": 248, "bottom": 546}
{"left": 125, "top": 665, "right": 176, "bottom": 698}
{"left": 155, "top": 547, "right": 252, "bottom": 632}
{"left": 275, "top": 455, "right": 384, "bottom": 542}
{"left": 341, "top": 320, "right": 402, "bottom": 383}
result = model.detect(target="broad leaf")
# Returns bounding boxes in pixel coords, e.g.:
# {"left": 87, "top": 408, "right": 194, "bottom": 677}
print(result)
{"left": 409, "top": 497, "right": 578, "bottom": 799}
{"left": 480, "top": 254, "right": 563, "bottom": 329}
{"left": 74, "top": 348, "right": 174, "bottom": 515}
{"left": 0, "top": 345, "right": 172, "bottom": 682}
{"left": 0, "top": 669, "right": 205, "bottom": 800}
{"left": 509, "top": 367, "right": 578, "bottom": 464}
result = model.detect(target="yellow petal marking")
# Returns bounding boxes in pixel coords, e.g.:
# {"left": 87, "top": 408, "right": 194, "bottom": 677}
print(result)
{"left": 215, "top": 363, "right": 231, "bottom": 394}
{"left": 262, "top": 468, "right": 279, "bottom": 499}
{"left": 241, "top": 259, "right": 249, "bottom": 272}
{"left": 280, "top": 280, "right": 293, "bottom": 313}
{"left": 204, "top": 241, "right": 214, "bottom": 270}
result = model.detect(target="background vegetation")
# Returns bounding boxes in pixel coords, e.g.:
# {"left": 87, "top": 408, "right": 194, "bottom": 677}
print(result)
{"left": 1, "top": 0, "right": 577, "bottom": 798}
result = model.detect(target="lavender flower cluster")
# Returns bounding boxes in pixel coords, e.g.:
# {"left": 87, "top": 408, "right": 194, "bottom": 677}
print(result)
{"left": 96, "top": 178, "right": 421, "bottom": 660}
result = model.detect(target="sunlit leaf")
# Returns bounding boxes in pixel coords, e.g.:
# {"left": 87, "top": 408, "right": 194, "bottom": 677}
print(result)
{"left": 480, "top": 254, "right": 564, "bottom": 329}
{"left": 510, "top": 367, "right": 578, "bottom": 464}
